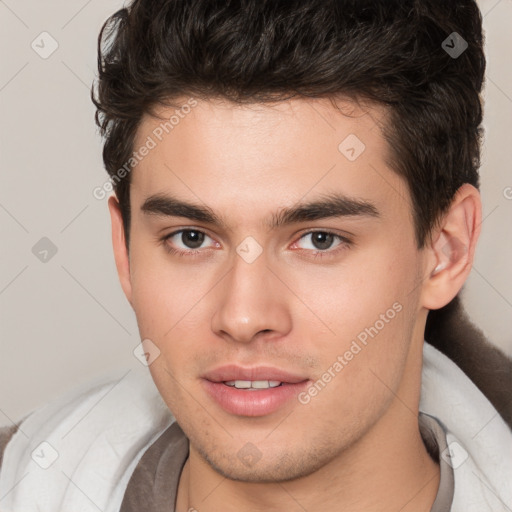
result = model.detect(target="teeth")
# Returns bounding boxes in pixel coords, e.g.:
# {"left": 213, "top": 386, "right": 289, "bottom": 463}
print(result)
{"left": 224, "top": 380, "right": 282, "bottom": 389}
{"left": 233, "top": 380, "right": 251, "bottom": 389}
{"left": 252, "top": 380, "right": 282, "bottom": 389}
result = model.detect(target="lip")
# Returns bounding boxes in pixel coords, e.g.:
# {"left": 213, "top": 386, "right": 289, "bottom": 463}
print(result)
{"left": 202, "top": 365, "right": 308, "bottom": 384}
{"left": 201, "top": 365, "right": 310, "bottom": 417}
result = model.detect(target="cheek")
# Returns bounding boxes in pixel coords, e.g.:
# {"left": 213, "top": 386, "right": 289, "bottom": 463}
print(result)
{"left": 128, "top": 249, "right": 216, "bottom": 399}
{"left": 295, "top": 300, "right": 414, "bottom": 444}
{"left": 129, "top": 244, "right": 206, "bottom": 332}
{"left": 292, "top": 240, "right": 413, "bottom": 338}
{"left": 294, "top": 244, "right": 418, "bottom": 401}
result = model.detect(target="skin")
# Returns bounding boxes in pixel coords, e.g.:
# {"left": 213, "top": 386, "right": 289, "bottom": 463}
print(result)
{"left": 108, "top": 96, "right": 481, "bottom": 511}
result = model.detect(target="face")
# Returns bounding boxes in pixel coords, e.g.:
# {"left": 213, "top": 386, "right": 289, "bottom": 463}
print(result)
{"left": 114, "top": 97, "right": 430, "bottom": 482}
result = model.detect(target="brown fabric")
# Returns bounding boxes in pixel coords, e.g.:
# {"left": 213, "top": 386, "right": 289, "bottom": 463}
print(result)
{"left": 0, "top": 424, "right": 19, "bottom": 473}
{"left": 120, "top": 412, "right": 454, "bottom": 512}
{"left": 120, "top": 421, "right": 189, "bottom": 511}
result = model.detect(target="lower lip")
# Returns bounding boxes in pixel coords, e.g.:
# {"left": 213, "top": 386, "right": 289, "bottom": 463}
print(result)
{"left": 202, "top": 380, "right": 310, "bottom": 417}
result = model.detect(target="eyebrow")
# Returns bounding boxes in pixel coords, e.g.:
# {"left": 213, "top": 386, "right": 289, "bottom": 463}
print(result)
{"left": 141, "top": 192, "right": 381, "bottom": 230}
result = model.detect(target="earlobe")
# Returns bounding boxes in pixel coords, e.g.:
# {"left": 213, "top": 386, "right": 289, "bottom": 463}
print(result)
{"left": 107, "top": 195, "right": 133, "bottom": 307}
{"left": 421, "top": 184, "right": 482, "bottom": 310}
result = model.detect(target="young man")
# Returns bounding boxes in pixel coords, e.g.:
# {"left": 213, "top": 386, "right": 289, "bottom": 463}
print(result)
{"left": 1, "top": 1, "right": 511, "bottom": 511}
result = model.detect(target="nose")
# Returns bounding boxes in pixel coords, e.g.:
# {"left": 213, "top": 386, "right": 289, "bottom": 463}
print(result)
{"left": 210, "top": 249, "right": 292, "bottom": 345}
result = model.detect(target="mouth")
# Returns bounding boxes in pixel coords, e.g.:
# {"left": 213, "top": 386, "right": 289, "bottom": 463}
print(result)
{"left": 202, "top": 364, "right": 308, "bottom": 384}
{"left": 201, "top": 365, "right": 310, "bottom": 416}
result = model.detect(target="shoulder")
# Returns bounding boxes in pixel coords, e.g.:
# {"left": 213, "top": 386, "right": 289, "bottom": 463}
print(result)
{"left": 425, "top": 295, "right": 512, "bottom": 427}
{"left": 421, "top": 343, "right": 512, "bottom": 511}
{"left": 0, "top": 370, "right": 174, "bottom": 512}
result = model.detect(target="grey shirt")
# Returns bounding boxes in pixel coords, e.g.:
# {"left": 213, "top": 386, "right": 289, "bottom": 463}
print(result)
{"left": 0, "top": 412, "right": 454, "bottom": 511}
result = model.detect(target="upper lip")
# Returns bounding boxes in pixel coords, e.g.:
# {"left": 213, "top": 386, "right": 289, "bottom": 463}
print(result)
{"left": 203, "top": 365, "right": 308, "bottom": 384}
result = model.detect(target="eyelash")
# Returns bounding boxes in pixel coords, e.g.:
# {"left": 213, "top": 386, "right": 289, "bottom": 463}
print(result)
{"left": 160, "top": 229, "right": 352, "bottom": 260}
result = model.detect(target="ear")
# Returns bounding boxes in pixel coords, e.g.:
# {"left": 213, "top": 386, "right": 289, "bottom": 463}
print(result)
{"left": 108, "top": 195, "right": 133, "bottom": 307}
{"left": 420, "top": 183, "right": 482, "bottom": 310}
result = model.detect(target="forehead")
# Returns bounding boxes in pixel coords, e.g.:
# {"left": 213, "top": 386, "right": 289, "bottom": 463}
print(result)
{"left": 130, "top": 97, "right": 409, "bottom": 225}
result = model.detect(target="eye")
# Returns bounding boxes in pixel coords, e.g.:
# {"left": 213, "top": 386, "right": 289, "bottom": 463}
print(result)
{"left": 162, "top": 229, "right": 217, "bottom": 256}
{"left": 292, "top": 230, "right": 352, "bottom": 259}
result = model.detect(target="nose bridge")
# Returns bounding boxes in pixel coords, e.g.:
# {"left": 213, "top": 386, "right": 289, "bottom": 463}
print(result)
{"left": 210, "top": 244, "right": 292, "bottom": 344}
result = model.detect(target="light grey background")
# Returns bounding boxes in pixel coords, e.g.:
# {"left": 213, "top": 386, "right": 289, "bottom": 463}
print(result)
{"left": 1, "top": 0, "right": 511, "bottom": 425}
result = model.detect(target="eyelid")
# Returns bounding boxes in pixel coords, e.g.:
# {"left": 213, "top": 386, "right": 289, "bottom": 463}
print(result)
{"left": 294, "top": 227, "right": 353, "bottom": 242}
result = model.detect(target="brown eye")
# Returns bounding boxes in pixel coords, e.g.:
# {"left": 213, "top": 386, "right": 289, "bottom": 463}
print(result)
{"left": 163, "top": 229, "right": 214, "bottom": 254}
{"left": 292, "top": 230, "right": 352, "bottom": 261}
{"left": 178, "top": 230, "right": 205, "bottom": 249}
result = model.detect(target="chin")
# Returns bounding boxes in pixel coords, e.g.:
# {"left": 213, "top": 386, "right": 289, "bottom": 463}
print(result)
{"left": 197, "top": 443, "right": 333, "bottom": 483}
